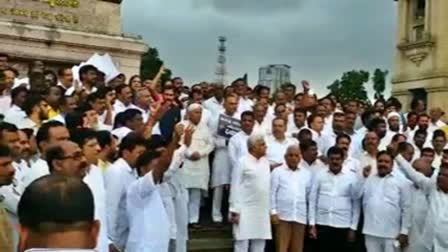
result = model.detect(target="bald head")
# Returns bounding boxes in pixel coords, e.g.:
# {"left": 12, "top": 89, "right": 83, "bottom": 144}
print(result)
{"left": 413, "top": 158, "right": 433, "bottom": 177}
{"left": 285, "top": 145, "right": 301, "bottom": 170}
{"left": 17, "top": 175, "right": 99, "bottom": 251}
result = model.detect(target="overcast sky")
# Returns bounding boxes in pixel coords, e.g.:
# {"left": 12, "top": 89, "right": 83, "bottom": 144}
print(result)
{"left": 121, "top": 0, "right": 398, "bottom": 96}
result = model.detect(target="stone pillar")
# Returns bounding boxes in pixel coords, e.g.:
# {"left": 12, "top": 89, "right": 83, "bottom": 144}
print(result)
{"left": 397, "top": 0, "right": 409, "bottom": 43}
{"left": 427, "top": 87, "right": 448, "bottom": 112}
{"left": 392, "top": 89, "right": 413, "bottom": 111}
{"left": 425, "top": 0, "right": 430, "bottom": 33}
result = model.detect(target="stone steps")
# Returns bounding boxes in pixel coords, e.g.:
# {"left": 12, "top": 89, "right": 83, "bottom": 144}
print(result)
{"left": 187, "top": 225, "right": 233, "bottom": 252}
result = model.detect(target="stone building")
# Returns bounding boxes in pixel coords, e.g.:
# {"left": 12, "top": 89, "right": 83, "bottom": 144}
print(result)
{"left": 0, "top": 0, "right": 146, "bottom": 78}
{"left": 392, "top": 0, "right": 448, "bottom": 111}
{"left": 258, "top": 64, "right": 291, "bottom": 92}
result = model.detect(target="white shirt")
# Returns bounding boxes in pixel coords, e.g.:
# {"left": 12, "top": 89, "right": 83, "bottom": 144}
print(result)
{"left": 310, "top": 129, "right": 332, "bottom": 156}
{"left": 237, "top": 97, "right": 254, "bottom": 115}
{"left": 361, "top": 171, "right": 411, "bottom": 239}
{"left": 309, "top": 168, "right": 362, "bottom": 229}
{"left": 359, "top": 152, "right": 378, "bottom": 177}
{"left": 113, "top": 99, "right": 132, "bottom": 115}
{"left": 65, "top": 83, "right": 97, "bottom": 96}
{"left": 253, "top": 118, "right": 272, "bottom": 136}
{"left": 51, "top": 114, "right": 66, "bottom": 124}
{"left": 126, "top": 171, "right": 170, "bottom": 252}
{"left": 265, "top": 135, "right": 298, "bottom": 165}
{"left": 0, "top": 160, "right": 29, "bottom": 247}
{"left": 83, "top": 165, "right": 109, "bottom": 252}
{"left": 228, "top": 130, "right": 251, "bottom": 168}
{"left": 343, "top": 156, "right": 361, "bottom": 174}
{"left": 3, "top": 104, "right": 26, "bottom": 126}
{"left": 428, "top": 120, "right": 446, "bottom": 133}
{"left": 104, "top": 158, "right": 138, "bottom": 250}
{"left": 111, "top": 127, "right": 132, "bottom": 143}
{"left": 0, "top": 95, "right": 11, "bottom": 115}
{"left": 299, "top": 159, "right": 326, "bottom": 177}
{"left": 203, "top": 97, "right": 223, "bottom": 119}
{"left": 23, "top": 158, "right": 49, "bottom": 188}
{"left": 395, "top": 155, "right": 448, "bottom": 252}
{"left": 270, "top": 164, "right": 312, "bottom": 224}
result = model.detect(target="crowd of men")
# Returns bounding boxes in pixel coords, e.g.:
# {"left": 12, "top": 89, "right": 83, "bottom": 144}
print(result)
{"left": 0, "top": 52, "right": 447, "bottom": 252}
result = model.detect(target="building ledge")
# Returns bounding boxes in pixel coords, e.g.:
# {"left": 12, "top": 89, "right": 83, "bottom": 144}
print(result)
{"left": 397, "top": 38, "right": 435, "bottom": 66}
{"left": 0, "top": 20, "right": 147, "bottom": 55}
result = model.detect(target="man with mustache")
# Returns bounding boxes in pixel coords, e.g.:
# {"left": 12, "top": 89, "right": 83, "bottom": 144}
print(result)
{"left": 335, "top": 133, "right": 361, "bottom": 174}
{"left": 0, "top": 122, "right": 31, "bottom": 248}
{"left": 0, "top": 145, "right": 16, "bottom": 252}
{"left": 361, "top": 151, "right": 412, "bottom": 252}
{"left": 46, "top": 140, "right": 112, "bottom": 252}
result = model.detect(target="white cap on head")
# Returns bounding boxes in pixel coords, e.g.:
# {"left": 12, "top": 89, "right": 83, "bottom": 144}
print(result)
{"left": 387, "top": 111, "right": 400, "bottom": 120}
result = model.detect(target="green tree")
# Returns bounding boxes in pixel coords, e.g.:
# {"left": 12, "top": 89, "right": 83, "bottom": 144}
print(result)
{"left": 140, "top": 47, "right": 172, "bottom": 83}
{"left": 327, "top": 70, "right": 370, "bottom": 104}
{"left": 372, "top": 68, "right": 388, "bottom": 100}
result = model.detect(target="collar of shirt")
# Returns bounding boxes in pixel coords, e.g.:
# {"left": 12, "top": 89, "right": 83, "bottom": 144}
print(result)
{"left": 115, "top": 158, "right": 135, "bottom": 175}
{"left": 281, "top": 163, "right": 300, "bottom": 172}
{"left": 211, "top": 96, "right": 223, "bottom": 105}
{"left": 326, "top": 168, "right": 346, "bottom": 176}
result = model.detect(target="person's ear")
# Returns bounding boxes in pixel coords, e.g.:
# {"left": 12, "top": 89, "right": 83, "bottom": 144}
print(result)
{"left": 89, "top": 220, "right": 100, "bottom": 249}
{"left": 17, "top": 224, "right": 29, "bottom": 252}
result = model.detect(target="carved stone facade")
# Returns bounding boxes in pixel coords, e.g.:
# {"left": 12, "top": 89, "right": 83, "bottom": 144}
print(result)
{"left": 392, "top": 0, "right": 448, "bottom": 111}
{"left": 0, "top": 0, "right": 146, "bottom": 78}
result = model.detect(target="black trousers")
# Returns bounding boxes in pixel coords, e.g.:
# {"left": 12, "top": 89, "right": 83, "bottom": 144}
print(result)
{"left": 315, "top": 225, "right": 352, "bottom": 252}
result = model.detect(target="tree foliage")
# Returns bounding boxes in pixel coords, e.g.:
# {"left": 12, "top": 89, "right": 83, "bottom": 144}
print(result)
{"left": 372, "top": 68, "right": 388, "bottom": 100}
{"left": 140, "top": 47, "right": 172, "bottom": 83}
{"left": 327, "top": 70, "right": 370, "bottom": 104}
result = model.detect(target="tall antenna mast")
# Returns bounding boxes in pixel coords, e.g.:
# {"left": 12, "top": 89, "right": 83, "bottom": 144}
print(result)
{"left": 215, "top": 36, "right": 227, "bottom": 85}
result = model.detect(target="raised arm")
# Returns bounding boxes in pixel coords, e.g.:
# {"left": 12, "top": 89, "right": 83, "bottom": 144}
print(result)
{"left": 395, "top": 155, "right": 435, "bottom": 193}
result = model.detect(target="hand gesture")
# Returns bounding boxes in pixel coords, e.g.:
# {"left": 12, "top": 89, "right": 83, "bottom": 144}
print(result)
{"left": 301, "top": 80, "right": 310, "bottom": 92}
{"left": 362, "top": 165, "right": 372, "bottom": 178}
{"left": 183, "top": 125, "right": 195, "bottom": 147}
{"left": 159, "top": 65, "right": 166, "bottom": 74}
{"left": 174, "top": 123, "right": 185, "bottom": 139}
{"left": 150, "top": 101, "right": 170, "bottom": 123}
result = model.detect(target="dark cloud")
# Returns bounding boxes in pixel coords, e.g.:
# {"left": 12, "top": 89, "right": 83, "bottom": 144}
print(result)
{"left": 122, "top": 0, "right": 397, "bottom": 96}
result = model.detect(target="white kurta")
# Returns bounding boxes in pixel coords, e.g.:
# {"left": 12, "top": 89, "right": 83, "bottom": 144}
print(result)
{"left": 396, "top": 156, "right": 448, "bottom": 252}
{"left": 407, "top": 186, "right": 430, "bottom": 252}
{"left": 179, "top": 121, "right": 214, "bottom": 190}
{"left": 162, "top": 147, "right": 189, "bottom": 252}
{"left": 126, "top": 171, "right": 170, "bottom": 252}
{"left": 230, "top": 154, "right": 272, "bottom": 240}
{"left": 104, "top": 158, "right": 138, "bottom": 250}
{"left": 228, "top": 131, "right": 251, "bottom": 169}
{"left": 83, "top": 165, "right": 109, "bottom": 252}
{"left": 210, "top": 111, "right": 240, "bottom": 188}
